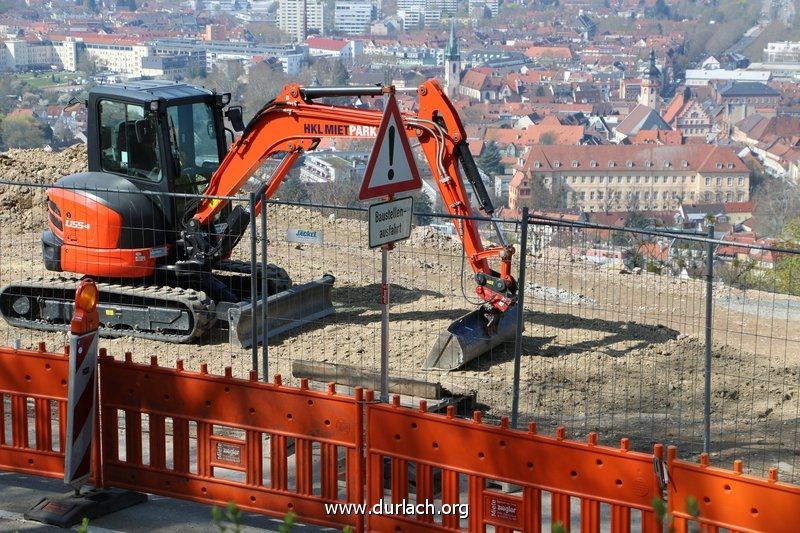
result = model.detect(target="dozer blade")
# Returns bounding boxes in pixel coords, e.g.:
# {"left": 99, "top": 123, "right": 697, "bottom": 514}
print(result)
{"left": 229, "top": 274, "right": 336, "bottom": 348}
{"left": 425, "top": 305, "right": 519, "bottom": 370}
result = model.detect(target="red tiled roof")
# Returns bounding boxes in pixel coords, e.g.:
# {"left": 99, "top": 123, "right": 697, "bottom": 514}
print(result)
{"left": 521, "top": 145, "right": 746, "bottom": 173}
{"left": 305, "top": 37, "right": 349, "bottom": 51}
{"left": 724, "top": 201, "right": 754, "bottom": 213}
{"left": 524, "top": 46, "right": 573, "bottom": 60}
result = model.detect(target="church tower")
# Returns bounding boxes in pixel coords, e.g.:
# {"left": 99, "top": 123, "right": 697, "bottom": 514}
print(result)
{"left": 639, "top": 49, "right": 661, "bottom": 110}
{"left": 444, "top": 21, "right": 461, "bottom": 98}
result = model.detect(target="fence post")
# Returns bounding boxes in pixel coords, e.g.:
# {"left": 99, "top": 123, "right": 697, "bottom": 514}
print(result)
{"left": 260, "top": 191, "right": 269, "bottom": 382}
{"left": 249, "top": 192, "right": 259, "bottom": 376}
{"left": 703, "top": 224, "right": 714, "bottom": 454}
{"left": 511, "top": 207, "right": 529, "bottom": 429}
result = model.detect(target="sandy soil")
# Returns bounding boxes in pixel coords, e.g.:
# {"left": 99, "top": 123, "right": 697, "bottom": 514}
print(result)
{"left": 0, "top": 146, "right": 798, "bottom": 481}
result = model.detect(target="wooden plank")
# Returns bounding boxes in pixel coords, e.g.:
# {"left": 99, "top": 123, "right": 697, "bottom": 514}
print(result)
{"left": 292, "top": 360, "right": 443, "bottom": 399}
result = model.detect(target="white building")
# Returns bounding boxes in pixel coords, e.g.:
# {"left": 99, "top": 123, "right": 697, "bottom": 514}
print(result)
{"left": 279, "top": 0, "right": 326, "bottom": 43}
{"left": 763, "top": 41, "right": 800, "bottom": 64}
{"left": 685, "top": 68, "right": 771, "bottom": 86}
{"left": 306, "top": 37, "right": 363, "bottom": 63}
{"left": 427, "top": 0, "right": 456, "bottom": 15}
{"left": 398, "top": 9, "right": 422, "bottom": 31}
{"left": 299, "top": 154, "right": 362, "bottom": 183}
{"left": 335, "top": 0, "right": 372, "bottom": 35}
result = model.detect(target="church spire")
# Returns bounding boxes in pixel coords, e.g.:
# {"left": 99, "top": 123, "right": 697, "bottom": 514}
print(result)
{"left": 445, "top": 20, "right": 459, "bottom": 61}
{"left": 647, "top": 49, "right": 660, "bottom": 79}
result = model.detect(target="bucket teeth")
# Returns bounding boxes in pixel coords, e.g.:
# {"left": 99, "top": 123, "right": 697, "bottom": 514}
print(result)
{"left": 425, "top": 305, "right": 519, "bottom": 370}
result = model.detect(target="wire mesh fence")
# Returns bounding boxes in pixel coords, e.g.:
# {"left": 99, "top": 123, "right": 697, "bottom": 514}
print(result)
{"left": 0, "top": 179, "right": 799, "bottom": 483}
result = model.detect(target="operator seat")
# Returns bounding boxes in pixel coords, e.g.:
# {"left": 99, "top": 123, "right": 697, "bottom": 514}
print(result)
{"left": 117, "top": 121, "right": 159, "bottom": 179}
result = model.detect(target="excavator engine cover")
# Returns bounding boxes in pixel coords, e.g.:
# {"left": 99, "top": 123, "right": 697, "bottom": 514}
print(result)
{"left": 425, "top": 305, "right": 519, "bottom": 370}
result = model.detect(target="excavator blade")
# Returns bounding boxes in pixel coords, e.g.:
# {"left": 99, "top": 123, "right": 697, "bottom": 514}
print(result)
{"left": 229, "top": 274, "right": 336, "bottom": 348}
{"left": 425, "top": 305, "right": 519, "bottom": 370}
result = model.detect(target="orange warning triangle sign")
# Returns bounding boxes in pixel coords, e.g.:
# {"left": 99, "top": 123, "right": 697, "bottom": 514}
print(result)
{"left": 359, "top": 94, "right": 422, "bottom": 200}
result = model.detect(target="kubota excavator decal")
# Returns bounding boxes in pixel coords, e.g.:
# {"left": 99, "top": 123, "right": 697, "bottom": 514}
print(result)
{"left": 65, "top": 220, "right": 91, "bottom": 230}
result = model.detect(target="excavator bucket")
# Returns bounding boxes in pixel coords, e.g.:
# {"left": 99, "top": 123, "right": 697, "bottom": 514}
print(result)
{"left": 425, "top": 305, "right": 519, "bottom": 370}
{"left": 229, "top": 274, "right": 336, "bottom": 348}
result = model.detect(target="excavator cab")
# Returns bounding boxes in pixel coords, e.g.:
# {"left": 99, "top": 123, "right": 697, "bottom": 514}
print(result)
{"left": 87, "top": 81, "right": 231, "bottom": 228}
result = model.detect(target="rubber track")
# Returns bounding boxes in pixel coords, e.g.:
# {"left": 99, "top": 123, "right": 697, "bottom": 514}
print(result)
{"left": 0, "top": 276, "right": 214, "bottom": 343}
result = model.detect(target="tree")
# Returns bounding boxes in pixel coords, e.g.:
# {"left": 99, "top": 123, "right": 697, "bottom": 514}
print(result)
{"left": 0, "top": 115, "right": 46, "bottom": 149}
{"left": 763, "top": 216, "right": 800, "bottom": 295}
{"left": 302, "top": 58, "right": 350, "bottom": 88}
{"left": 539, "top": 131, "right": 557, "bottom": 145}
{"left": 409, "top": 191, "right": 433, "bottom": 226}
{"left": 53, "top": 121, "right": 76, "bottom": 146}
{"left": 243, "top": 61, "right": 290, "bottom": 118}
{"left": 77, "top": 54, "right": 98, "bottom": 76}
{"left": 519, "top": 175, "right": 559, "bottom": 211}
{"left": 208, "top": 60, "right": 244, "bottom": 95}
{"left": 277, "top": 172, "right": 310, "bottom": 203}
{"left": 477, "top": 141, "right": 503, "bottom": 175}
{"left": 653, "top": 0, "right": 671, "bottom": 19}
{"left": 535, "top": 85, "right": 547, "bottom": 97}
{"left": 246, "top": 22, "right": 290, "bottom": 44}
{"left": 753, "top": 177, "right": 800, "bottom": 238}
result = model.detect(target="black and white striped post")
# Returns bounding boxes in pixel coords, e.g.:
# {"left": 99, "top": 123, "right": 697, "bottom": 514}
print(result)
{"left": 65, "top": 278, "right": 100, "bottom": 492}
{"left": 26, "top": 279, "right": 147, "bottom": 528}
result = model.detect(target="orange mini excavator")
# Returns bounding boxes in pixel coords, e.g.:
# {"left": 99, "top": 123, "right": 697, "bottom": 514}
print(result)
{"left": 0, "top": 79, "right": 517, "bottom": 369}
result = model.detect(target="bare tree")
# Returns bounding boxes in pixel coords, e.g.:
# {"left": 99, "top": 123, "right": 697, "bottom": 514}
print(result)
{"left": 753, "top": 177, "right": 800, "bottom": 237}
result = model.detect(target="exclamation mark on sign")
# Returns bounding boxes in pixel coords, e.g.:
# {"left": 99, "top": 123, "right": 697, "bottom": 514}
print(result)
{"left": 387, "top": 125, "right": 395, "bottom": 181}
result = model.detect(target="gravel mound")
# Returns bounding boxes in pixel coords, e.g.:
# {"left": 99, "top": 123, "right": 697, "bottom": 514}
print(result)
{"left": 0, "top": 144, "right": 87, "bottom": 232}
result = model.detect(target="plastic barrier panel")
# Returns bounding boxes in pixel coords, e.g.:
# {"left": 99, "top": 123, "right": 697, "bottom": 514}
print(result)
{"left": 0, "top": 343, "right": 68, "bottom": 479}
{"left": 98, "top": 353, "right": 364, "bottom": 531}
{"left": 667, "top": 446, "right": 800, "bottom": 533}
{"left": 366, "top": 394, "right": 662, "bottom": 533}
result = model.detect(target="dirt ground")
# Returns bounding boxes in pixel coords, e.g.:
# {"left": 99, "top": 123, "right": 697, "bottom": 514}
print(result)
{"left": 1, "top": 146, "right": 798, "bottom": 482}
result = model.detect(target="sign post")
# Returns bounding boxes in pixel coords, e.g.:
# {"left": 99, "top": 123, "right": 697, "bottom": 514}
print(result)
{"left": 25, "top": 279, "right": 147, "bottom": 528}
{"left": 359, "top": 89, "right": 421, "bottom": 402}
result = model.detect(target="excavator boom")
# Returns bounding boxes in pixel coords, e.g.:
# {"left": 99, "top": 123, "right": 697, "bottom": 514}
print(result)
{"left": 188, "top": 80, "right": 518, "bottom": 369}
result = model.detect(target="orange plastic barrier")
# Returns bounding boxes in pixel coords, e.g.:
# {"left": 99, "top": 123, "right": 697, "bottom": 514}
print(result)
{"left": 0, "top": 343, "right": 69, "bottom": 479}
{"left": 7, "top": 342, "right": 800, "bottom": 533}
{"left": 667, "top": 446, "right": 800, "bottom": 533}
{"left": 365, "top": 393, "right": 662, "bottom": 532}
{"left": 97, "top": 353, "right": 364, "bottom": 531}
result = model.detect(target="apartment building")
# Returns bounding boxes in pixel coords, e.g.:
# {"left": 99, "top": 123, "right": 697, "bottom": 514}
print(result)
{"left": 279, "top": 0, "right": 326, "bottom": 42}
{"left": 335, "top": 0, "right": 372, "bottom": 35}
{"left": 509, "top": 145, "right": 749, "bottom": 213}
{"left": 0, "top": 38, "right": 78, "bottom": 71}
{"left": 152, "top": 39, "right": 307, "bottom": 76}
{"left": 0, "top": 36, "right": 150, "bottom": 76}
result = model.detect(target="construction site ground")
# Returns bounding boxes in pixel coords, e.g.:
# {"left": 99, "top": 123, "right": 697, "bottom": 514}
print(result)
{"left": 1, "top": 146, "right": 799, "bottom": 483}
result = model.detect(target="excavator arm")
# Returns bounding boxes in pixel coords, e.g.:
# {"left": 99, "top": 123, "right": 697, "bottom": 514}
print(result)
{"left": 184, "top": 80, "right": 516, "bottom": 354}
{"left": 183, "top": 80, "right": 519, "bottom": 369}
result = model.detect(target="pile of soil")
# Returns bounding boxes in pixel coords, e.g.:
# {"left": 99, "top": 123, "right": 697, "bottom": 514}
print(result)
{"left": 0, "top": 144, "right": 87, "bottom": 231}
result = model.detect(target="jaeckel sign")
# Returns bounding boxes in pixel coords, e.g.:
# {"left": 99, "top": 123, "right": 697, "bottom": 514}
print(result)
{"left": 369, "top": 197, "right": 413, "bottom": 248}
{"left": 286, "top": 228, "right": 324, "bottom": 245}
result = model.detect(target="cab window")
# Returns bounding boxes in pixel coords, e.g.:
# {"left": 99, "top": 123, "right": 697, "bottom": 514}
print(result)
{"left": 166, "top": 102, "right": 220, "bottom": 195}
{"left": 99, "top": 100, "right": 162, "bottom": 182}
